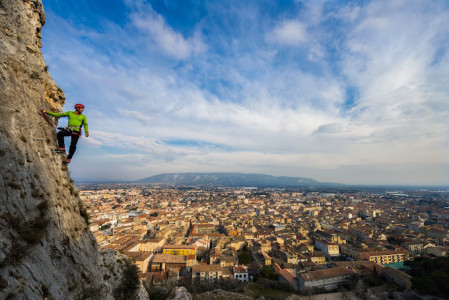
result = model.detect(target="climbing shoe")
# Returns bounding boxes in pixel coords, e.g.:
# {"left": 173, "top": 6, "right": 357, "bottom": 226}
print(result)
{"left": 54, "top": 148, "right": 66, "bottom": 153}
{"left": 63, "top": 158, "right": 71, "bottom": 164}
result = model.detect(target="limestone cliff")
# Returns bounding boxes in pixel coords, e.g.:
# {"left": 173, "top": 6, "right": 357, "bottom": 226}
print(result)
{"left": 0, "top": 0, "right": 148, "bottom": 299}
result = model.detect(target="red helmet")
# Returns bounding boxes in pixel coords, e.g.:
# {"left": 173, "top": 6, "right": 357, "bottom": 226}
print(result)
{"left": 74, "top": 103, "right": 85, "bottom": 109}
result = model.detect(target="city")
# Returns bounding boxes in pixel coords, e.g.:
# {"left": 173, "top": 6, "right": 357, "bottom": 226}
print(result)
{"left": 79, "top": 184, "right": 449, "bottom": 298}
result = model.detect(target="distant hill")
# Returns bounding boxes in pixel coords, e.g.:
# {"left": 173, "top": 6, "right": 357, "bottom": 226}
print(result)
{"left": 136, "top": 172, "right": 340, "bottom": 187}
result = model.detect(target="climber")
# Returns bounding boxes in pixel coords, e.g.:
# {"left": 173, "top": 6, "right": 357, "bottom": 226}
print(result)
{"left": 44, "top": 103, "right": 89, "bottom": 164}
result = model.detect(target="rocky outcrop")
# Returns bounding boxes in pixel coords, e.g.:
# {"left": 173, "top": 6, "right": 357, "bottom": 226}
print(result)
{"left": 0, "top": 0, "right": 148, "bottom": 299}
{"left": 169, "top": 287, "right": 192, "bottom": 300}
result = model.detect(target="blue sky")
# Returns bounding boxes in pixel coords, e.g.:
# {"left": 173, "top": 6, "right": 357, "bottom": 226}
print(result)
{"left": 41, "top": 0, "right": 449, "bottom": 185}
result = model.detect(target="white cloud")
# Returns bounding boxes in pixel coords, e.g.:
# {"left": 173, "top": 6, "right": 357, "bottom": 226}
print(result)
{"left": 268, "top": 20, "right": 308, "bottom": 46}
{"left": 118, "top": 109, "right": 152, "bottom": 125}
{"left": 130, "top": 8, "right": 206, "bottom": 59}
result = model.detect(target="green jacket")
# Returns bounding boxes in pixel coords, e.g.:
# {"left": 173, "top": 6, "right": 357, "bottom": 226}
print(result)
{"left": 47, "top": 111, "right": 89, "bottom": 133}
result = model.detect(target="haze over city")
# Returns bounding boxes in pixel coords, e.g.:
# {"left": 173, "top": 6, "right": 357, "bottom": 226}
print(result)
{"left": 41, "top": 0, "right": 449, "bottom": 185}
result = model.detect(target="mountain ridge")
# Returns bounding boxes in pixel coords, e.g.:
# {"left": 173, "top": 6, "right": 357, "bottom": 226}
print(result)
{"left": 136, "top": 172, "right": 342, "bottom": 187}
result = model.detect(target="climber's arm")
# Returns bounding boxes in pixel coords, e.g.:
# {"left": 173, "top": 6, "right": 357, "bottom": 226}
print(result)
{"left": 45, "top": 111, "right": 69, "bottom": 118}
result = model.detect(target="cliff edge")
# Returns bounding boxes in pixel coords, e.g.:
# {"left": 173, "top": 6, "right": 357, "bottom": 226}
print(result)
{"left": 0, "top": 0, "right": 148, "bottom": 299}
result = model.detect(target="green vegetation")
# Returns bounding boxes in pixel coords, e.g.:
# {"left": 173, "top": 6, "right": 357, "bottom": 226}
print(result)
{"left": 340, "top": 273, "right": 361, "bottom": 291}
{"left": 80, "top": 286, "right": 102, "bottom": 300}
{"left": 2, "top": 213, "right": 48, "bottom": 245}
{"left": 100, "top": 224, "right": 111, "bottom": 231}
{"left": 113, "top": 259, "right": 141, "bottom": 300}
{"left": 257, "top": 265, "right": 277, "bottom": 280}
{"left": 0, "top": 210, "right": 48, "bottom": 267}
{"left": 150, "top": 212, "right": 158, "bottom": 217}
{"left": 7, "top": 181, "right": 21, "bottom": 189}
{"left": 144, "top": 285, "right": 173, "bottom": 300}
{"left": 69, "top": 185, "right": 75, "bottom": 195}
{"left": 31, "top": 188, "right": 45, "bottom": 199}
{"left": 41, "top": 285, "right": 50, "bottom": 298}
{"left": 362, "top": 273, "right": 383, "bottom": 287}
{"left": 179, "top": 278, "right": 244, "bottom": 294}
{"left": 37, "top": 200, "right": 49, "bottom": 212}
{"left": 0, "top": 242, "right": 29, "bottom": 267}
{"left": 0, "top": 276, "right": 7, "bottom": 290}
{"left": 30, "top": 71, "right": 40, "bottom": 80}
{"left": 243, "top": 282, "right": 292, "bottom": 300}
{"left": 20, "top": 218, "right": 48, "bottom": 244}
{"left": 405, "top": 257, "right": 449, "bottom": 298}
{"left": 79, "top": 203, "right": 90, "bottom": 224}
{"left": 237, "top": 245, "right": 251, "bottom": 265}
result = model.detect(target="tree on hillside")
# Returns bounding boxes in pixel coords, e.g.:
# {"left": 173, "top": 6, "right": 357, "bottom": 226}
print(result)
{"left": 238, "top": 245, "right": 251, "bottom": 265}
{"left": 259, "top": 265, "right": 277, "bottom": 280}
{"left": 405, "top": 257, "right": 449, "bottom": 298}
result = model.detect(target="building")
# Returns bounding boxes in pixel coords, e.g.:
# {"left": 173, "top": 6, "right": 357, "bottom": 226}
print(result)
{"left": 401, "top": 241, "right": 423, "bottom": 255}
{"left": 351, "top": 227, "right": 373, "bottom": 241}
{"left": 315, "top": 240, "right": 340, "bottom": 257}
{"left": 297, "top": 267, "right": 353, "bottom": 291}
{"left": 192, "top": 264, "right": 223, "bottom": 280}
{"left": 309, "top": 252, "right": 326, "bottom": 265}
{"left": 139, "top": 238, "right": 166, "bottom": 252}
{"left": 151, "top": 254, "right": 186, "bottom": 272}
{"left": 125, "top": 252, "right": 153, "bottom": 273}
{"left": 233, "top": 265, "right": 249, "bottom": 282}
{"left": 313, "top": 230, "right": 343, "bottom": 244}
{"left": 361, "top": 250, "right": 409, "bottom": 265}
{"left": 195, "top": 224, "right": 217, "bottom": 234}
{"left": 340, "top": 244, "right": 364, "bottom": 260}
{"left": 220, "top": 256, "right": 238, "bottom": 267}
{"left": 279, "top": 269, "right": 298, "bottom": 291}
{"left": 424, "top": 246, "right": 448, "bottom": 257}
{"left": 252, "top": 250, "right": 272, "bottom": 266}
{"left": 381, "top": 266, "right": 412, "bottom": 289}
{"left": 186, "top": 254, "right": 198, "bottom": 270}
{"left": 162, "top": 245, "right": 196, "bottom": 256}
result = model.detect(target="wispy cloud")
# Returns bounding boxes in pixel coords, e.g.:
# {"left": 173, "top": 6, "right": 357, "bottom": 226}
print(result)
{"left": 41, "top": 0, "right": 449, "bottom": 184}
{"left": 118, "top": 109, "right": 152, "bottom": 125}
{"left": 130, "top": 5, "right": 206, "bottom": 59}
{"left": 268, "top": 20, "right": 308, "bottom": 46}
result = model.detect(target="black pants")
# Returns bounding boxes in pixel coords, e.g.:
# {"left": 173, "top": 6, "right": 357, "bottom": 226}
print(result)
{"left": 57, "top": 129, "right": 80, "bottom": 159}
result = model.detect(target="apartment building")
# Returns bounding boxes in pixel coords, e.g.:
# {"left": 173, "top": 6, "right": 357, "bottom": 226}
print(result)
{"left": 309, "top": 252, "right": 326, "bottom": 265}
{"left": 315, "top": 239, "right": 340, "bottom": 257}
{"left": 340, "top": 244, "right": 364, "bottom": 260}
{"left": 297, "top": 267, "right": 353, "bottom": 291}
{"left": 192, "top": 264, "right": 223, "bottom": 280}
{"left": 150, "top": 254, "right": 186, "bottom": 272}
{"left": 233, "top": 265, "right": 249, "bottom": 282}
{"left": 125, "top": 252, "right": 153, "bottom": 273}
{"left": 361, "top": 250, "right": 409, "bottom": 265}
{"left": 186, "top": 254, "right": 198, "bottom": 270}
{"left": 401, "top": 241, "right": 423, "bottom": 255}
{"left": 139, "top": 238, "right": 166, "bottom": 252}
{"left": 162, "top": 245, "right": 196, "bottom": 256}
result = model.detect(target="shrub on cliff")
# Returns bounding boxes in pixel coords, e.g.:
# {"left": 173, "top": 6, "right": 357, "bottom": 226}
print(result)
{"left": 113, "top": 259, "right": 141, "bottom": 300}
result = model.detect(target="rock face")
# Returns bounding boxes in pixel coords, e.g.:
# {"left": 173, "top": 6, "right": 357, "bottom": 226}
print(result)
{"left": 0, "top": 0, "right": 148, "bottom": 299}
{"left": 169, "top": 287, "right": 192, "bottom": 300}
